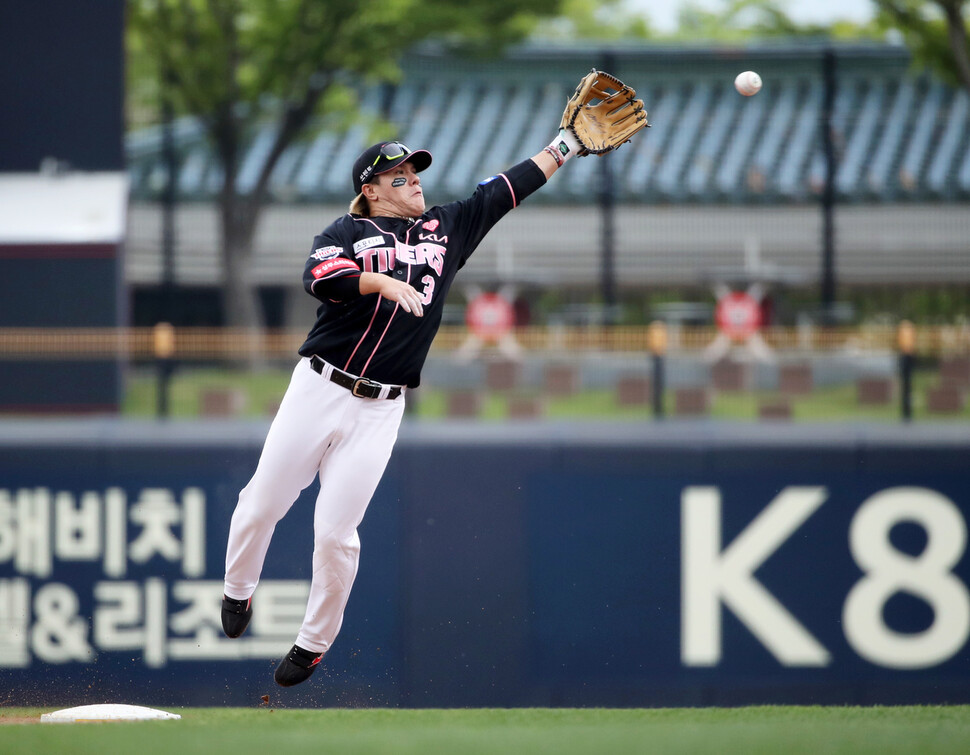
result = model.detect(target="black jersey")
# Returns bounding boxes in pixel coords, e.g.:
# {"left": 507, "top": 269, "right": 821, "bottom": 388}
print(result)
{"left": 298, "top": 159, "right": 546, "bottom": 387}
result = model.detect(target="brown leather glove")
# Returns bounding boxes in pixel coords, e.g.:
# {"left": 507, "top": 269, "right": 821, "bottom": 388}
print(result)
{"left": 560, "top": 69, "right": 649, "bottom": 155}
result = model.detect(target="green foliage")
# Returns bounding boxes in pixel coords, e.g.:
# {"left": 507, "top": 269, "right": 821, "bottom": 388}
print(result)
{"left": 120, "top": 361, "right": 970, "bottom": 423}
{"left": 532, "top": 0, "right": 654, "bottom": 40}
{"left": 127, "top": 0, "right": 566, "bottom": 127}
{"left": 128, "top": 0, "right": 409, "bottom": 134}
{"left": 125, "top": 0, "right": 568, "bottom": 191}
{"left": 848, "top": 286, "right": 970, "bottom": 324}
{"left": 873, "top": 0, "right": 970, "bottom": 91}
{"left": 537, "top": 0, "right": 883, "bottom": 42}
{"left": 671, "top": 0, "right": 868, "bottom": 42}
{"left": 408, "top": 0, "right": 564, "bottom": 50}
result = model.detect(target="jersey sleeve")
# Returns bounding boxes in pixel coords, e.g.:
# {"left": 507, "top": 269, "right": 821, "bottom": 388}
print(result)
{"left": 443, "top": 158, "right": 547, "bottom": 267}
{"left": 302, "top": 224, "right": 362, "bottom": 302}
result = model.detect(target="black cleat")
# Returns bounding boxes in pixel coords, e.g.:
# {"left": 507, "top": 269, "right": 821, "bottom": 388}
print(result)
{"left": 274, "top": 644, "right": 324, "bottom": 687}
{"left": 221, "top": 595, "right": 253, "bottom": 638}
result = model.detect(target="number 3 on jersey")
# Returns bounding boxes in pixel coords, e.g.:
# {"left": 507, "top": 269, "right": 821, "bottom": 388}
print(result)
{"left": 419, "top": 275, "right": 435, "bottom": 305}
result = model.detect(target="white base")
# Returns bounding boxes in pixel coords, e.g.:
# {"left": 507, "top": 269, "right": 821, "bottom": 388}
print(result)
{"left": 41, "top": 704, "right": 181, "bottom": 723}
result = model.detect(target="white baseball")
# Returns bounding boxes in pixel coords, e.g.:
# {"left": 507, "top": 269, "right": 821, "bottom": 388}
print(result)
{"left": 735, "top": 70, "right": 762, "bottom": 96}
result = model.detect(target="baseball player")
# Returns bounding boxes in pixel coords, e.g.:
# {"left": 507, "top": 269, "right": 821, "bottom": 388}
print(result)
{"left": 221, "top": 71, "right": 647, "bottom": 687}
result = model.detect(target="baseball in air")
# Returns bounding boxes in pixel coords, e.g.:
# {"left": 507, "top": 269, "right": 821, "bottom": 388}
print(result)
{"left": 735, "top": 70, "right": 762, "bottom": 96}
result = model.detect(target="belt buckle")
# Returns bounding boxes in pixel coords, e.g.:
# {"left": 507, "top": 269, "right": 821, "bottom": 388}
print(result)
{"left": 351, "top": 377, "right": 380, "bottom": 398}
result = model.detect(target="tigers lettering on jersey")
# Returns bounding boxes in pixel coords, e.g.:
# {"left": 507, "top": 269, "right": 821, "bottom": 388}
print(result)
{"left": 356, "top": 239, "right": 446, "bottom": 276}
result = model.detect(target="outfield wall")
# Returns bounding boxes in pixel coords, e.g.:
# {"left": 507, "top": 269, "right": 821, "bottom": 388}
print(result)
{"left": 2, "top": 420, "right": 969, "bottom": 708}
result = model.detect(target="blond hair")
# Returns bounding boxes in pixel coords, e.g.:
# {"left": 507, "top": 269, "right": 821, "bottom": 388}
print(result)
{"left": 349, "top": 193, "right": 370, "bottom": 216}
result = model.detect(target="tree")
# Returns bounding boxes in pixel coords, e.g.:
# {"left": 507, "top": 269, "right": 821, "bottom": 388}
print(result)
{"left": 532, "top": 0, "right": 654, "bottom": 40}
{"left": 873, "top": 0, "right": 970, "bottom": 93}
{"left": 671, "top": 0, "right": 854, "bottom": 42}
{"left": 127, "top": 0, "right": 562, "bottom": 330}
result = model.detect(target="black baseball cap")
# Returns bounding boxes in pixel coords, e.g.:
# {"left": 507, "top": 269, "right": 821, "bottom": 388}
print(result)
{"left": 352, "top": 141, "right": 433, "bottom": 194}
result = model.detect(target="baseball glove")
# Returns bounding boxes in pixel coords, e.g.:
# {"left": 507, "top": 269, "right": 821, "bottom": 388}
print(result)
{"left": 560, "top": 69, "right": 648, "bottom": 155}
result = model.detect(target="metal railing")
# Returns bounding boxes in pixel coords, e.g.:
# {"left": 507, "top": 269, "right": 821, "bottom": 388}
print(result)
{"left": 1, "top": 323, "right": 967, "bottom": 422}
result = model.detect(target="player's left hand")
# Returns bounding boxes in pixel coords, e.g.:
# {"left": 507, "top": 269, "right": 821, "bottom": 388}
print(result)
{"left": 560, "top": 69, "right": 648, "bottom": 155}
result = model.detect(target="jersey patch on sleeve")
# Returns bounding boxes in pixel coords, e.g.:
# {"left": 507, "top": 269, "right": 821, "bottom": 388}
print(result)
{"left": 478, "top": 176, "right": 498, "bottom": 185}
{"left": 311, "top": 258, "right": 359, "bottom": 280}
{"left": 311, "top": 245, "right": 342, "bottom": 261}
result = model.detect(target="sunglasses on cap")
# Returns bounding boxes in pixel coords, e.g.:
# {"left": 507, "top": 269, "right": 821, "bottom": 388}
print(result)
{"left": 358, "top": 142, "right": 411, "bottom": 186}
{"left": 376, "top": 141, "right": 410, "bottom": 162}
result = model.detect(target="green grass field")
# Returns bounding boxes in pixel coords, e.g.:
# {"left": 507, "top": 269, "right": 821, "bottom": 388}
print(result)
{"left": 122, "top": 366, "right": 970, "bottom": 422}
{"left": 2, "top": 706, "right": 970, "bottom": 754}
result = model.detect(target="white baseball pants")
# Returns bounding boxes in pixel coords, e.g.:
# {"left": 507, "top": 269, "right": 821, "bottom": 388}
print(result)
{"left": 223, "top": 357, "right": 406, "bottom": 654}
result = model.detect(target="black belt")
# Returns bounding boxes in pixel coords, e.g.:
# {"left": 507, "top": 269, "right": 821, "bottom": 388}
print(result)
{"left": 309, "top": 355, "right": 402, "bottom": 400}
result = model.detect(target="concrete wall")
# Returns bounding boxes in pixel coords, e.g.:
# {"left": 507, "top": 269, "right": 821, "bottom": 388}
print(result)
{"left": 126, "top": 203, "right": 970, "bottom": 291}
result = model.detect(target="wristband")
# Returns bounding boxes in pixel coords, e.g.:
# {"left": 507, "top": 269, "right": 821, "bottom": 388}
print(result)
{"left": 545, "top": 129, "right": 582, "bottom": 167}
